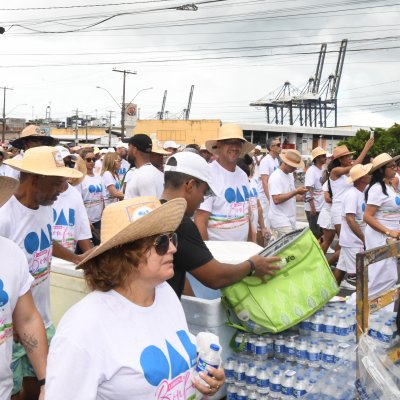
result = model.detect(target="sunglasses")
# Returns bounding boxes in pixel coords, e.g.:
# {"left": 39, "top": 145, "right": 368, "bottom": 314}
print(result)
{"left": 85, "top": 158, "right": 96, "bottom": 162}
{"left": 153, "top": 232, "right": 178, "bottom": 255}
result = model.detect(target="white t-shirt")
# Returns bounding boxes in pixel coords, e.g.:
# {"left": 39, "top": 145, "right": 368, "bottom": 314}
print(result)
{"left": 0, "top": 237, "right": 33, "bottom": 400}
{"left": 339, "top": 186, "right": 366, "bottom": 248}
{"left": 76, "top": 175, "right": 104, "bottom": 223}
{"left": 366, "top": 183, "right": 400, "bottom": 226}
{"left": 94, "top": 159, "right": 102, "bottom": 175}
{"left": 0, "top": 196, "right": 53, "bottom": 328}
{"left": 46, "top": 282, "right": 197, "bottom": 400}
{"left": 252, "top": 154, "right": 263, "bottom": 177}
{"left": 199, "top": 161, "right": 251, "bottom": 241}
{"left": 258, "top": 154, "right": 279, "bottom": 199}
{"left": 304, "top": 164, "right": 324, "bottom": 212}
{"left": 124, "top": 164, "right": 164, "bottom": 200}
{"left": 116, "top": 159, "right": 130, "bottom": 183}
{"left": 102, "top": 171, "right": 121, "bottom": 207}
{"left": 0, "top": 163, "right": 15, "bottom": 177}
{"left": 52, "top": 184, "right": 92, "bottom": 252}
{"left": 268, "top": 168, "right": 296, "bottom": 229}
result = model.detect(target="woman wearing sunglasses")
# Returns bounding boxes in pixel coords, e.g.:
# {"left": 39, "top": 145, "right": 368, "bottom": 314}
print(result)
{"left": 45, "top": 196, "right": 225, "bottom": 399}
{"left": 363, "top": 153, "right": 400, "bottom": 310}
{"left": 75, "top": 149, "right": 105, "bottom": 245}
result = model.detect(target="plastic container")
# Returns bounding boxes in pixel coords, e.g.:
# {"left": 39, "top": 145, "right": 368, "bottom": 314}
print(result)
{"left": 194, "top": 343, "right": 221, "bottom": 386}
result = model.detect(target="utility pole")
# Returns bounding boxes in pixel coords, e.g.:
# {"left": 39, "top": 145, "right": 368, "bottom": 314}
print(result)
{"left": 1, "top": 86, "right": 13, "bottom": 143}
{"left": 72, "top": 108, "right": 82, "bottom": 146}
{"left": 107, "top": 110, "right": 114, "bottom": 147}
{"left": 113, "top": 69, "right": 136, "bottom": 142}
{"left": 85, "top": 115, "right": 89, "bottom": 143}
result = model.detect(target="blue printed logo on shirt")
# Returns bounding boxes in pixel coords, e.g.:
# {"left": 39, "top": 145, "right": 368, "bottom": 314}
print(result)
{"left": 0, "top": 279, "right": 9, "bottom": 307}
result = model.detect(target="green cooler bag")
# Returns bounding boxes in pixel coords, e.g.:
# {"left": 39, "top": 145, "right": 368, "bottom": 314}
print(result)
{"left": 221, "top": 228, "right": 339, "bottom": 334}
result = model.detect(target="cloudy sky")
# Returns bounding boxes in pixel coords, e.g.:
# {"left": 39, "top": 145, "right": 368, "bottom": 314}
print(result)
{"left": 1, "top": 0, "right": 399, "bottom": 128}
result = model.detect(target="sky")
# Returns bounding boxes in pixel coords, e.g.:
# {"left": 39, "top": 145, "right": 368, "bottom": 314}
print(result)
{"left": 0, "top": 0, "right": 399, "bottom": 129}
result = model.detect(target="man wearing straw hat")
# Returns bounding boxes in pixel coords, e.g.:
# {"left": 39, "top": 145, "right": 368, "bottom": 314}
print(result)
{"left": 268, "top": 149, "right": 309, "bottom": 238}
{"left": 195, "top": 123, "right": 256, "bottom": 242}
{"left": 150, "top": 138, "right": 171, "bottom": 172}
{"left": 304, "top": 146, "right": 327, "bottom": 239}
{"left": 335, "top": 163, "right": 372, "bottom": 288}
{"left": 0, "top": 146, "right": 83, "bottom": 398}
{"left": 0, "top": 176, "right": 48, "bottom": 400}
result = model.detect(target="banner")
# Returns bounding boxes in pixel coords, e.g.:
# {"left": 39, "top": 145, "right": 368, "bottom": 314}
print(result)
{"left": 124, "top": 103, "right": 137, "bottom": 127}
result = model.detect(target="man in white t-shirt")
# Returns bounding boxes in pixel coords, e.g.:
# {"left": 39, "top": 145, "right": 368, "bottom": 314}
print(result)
{"left": 335, "top": 163, "right": 372, "bottom": 288}
{"left": 304, "top": 147, "right": 327, "bottom": 239}
{"left": 125, "top": 134, "right": 164, "bottom": 199}
{"left": 195, "top": 124, "right": 255, "bottom": 242}
{"left": 0, "top": 146, "right": 84, "bottom": 398}
{"left": 252, "top": 145, "right": 264, "bottom": 177}
{"left": 0, "top": 176, "right": 48, "bottom": 400}
{"left": 258, "top": 138, "right": 281, "bottom": 230}
{"left": 268, "top": 149, "right": 309, "bottom": 238}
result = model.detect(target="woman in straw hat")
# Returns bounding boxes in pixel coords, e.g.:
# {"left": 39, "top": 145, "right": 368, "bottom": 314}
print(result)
{"left": 363, "top": 153, "right": 400, "bottom": 309}
{"left": 45, "top": 197, "right": 225, "bottom": 399}
{"left": 101, "top": 152, "right": 124, "bottom": 206}
{"left": 328, "top": 139, "right": 373, "bottom": 234}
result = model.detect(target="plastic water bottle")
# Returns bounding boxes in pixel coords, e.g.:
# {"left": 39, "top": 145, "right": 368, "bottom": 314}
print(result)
{"left": 335, "top": 315, "right": 350, "bottom": 341}
{"left": 234, "top": 361, "right": 247, "bottom": 386}
{"left": 307, "top": 339, "right": 320, "bottom": 368}
{"left": 321, "top": 341, "right": 336, "bottom": 370}
{"left": 285, "top": 336, "right": 296, "bottom": 362}
{"left": 293, "top": 375, "right": 308, "bottom": 398}
{"left": 379, "top": 321, "right": 395, "bottom": 347}
{"left": 236, "top": 387, "right": 247, "bottom": 400}
{"left": 246, "top": 363, "right": 257, "bottom": 390}
{"left": 247, "top": 335, "right": 256, "bottom": 355}
{"left": 295, "top": 337, "right": 308, "bottom": 365}
{"left": 255, "top": 337, "right": 268, "bottom": 361}
{"left": 225, "top": 357, "right": 236, "bottom": 384}
{"left": 247, "top": 390, "right": 258, "bottom": 400}
{"left": 280, "top": 369, "right": 296, "bottom": 398}
{"left": 335, "top": 342, "right": 350, "bottom": 364}
{"left": 194, "top": 343, "right": 221, "bottom": 386}
{"left": 274, "top": 335, "right": 286, "bottom": 359}
{"left": 299, "top": 318, "right": 311, "bottom": 336}
{"left": 256, "top": 366, "right": 269, "bottom": 395}
{"left": 368, "top": 317, "right": 382, "bottom": 342}
{"left": 227, "top": 383, "right": 238, "bottom": 400}
{"left": 269, "top": 370, "right": 282, "bottom": 399}
{"left": 323, "top": 313, "right": 336, "bottom": 339}
{"left": 234, "top": 332, "right": 245, "bottom": 351}
{"left": 265, "top": 335, "right": 274, "bottom": 358}
{"left": 310, "top": 312, "right": 324, "bottom": 338}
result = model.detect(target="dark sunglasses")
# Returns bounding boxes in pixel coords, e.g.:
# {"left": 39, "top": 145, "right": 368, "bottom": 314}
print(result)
{"left": 85, "top": 158, "right": 96, "bottom": 162}
{"left": 153, "top": 232, "right": 178, "bottom": 255}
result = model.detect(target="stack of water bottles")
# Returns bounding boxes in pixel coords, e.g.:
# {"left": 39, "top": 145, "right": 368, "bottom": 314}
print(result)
{"left": 225, "top": 302, "right": 399, "bottom": 400}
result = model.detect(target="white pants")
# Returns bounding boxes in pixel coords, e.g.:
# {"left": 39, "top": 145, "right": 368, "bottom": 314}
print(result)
{"left": 259, "top": 196, "right": 270, "bottom": 230}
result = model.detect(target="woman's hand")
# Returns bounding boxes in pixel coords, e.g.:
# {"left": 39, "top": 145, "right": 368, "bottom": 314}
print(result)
{"left": 387, "top": 229, "right": 400, "bottom": 239}
{"left": 192, "top": 365, "right": 225, "bottom": 397}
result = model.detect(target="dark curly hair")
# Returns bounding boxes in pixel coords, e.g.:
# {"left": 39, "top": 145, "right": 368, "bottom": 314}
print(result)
{"left": 82, "top": 235, "right": 157, "bottom": 291}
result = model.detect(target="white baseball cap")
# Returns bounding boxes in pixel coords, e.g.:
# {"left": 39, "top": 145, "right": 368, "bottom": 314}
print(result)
{"left": 163, "top": 140, "right": 180, "bottom": 150}
{"left": 164, "top": 152, "right": 220, "bottom": 196}
{"left": 255, "top": 145, "right": 262, "bottom": 151}
{"left": 55, "top": 145, "right": 77, "bottom": 161}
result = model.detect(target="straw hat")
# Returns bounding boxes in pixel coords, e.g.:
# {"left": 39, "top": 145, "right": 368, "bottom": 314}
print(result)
{"left": 4, "top": 146, "right": 83, "bottom": 179}
{"left": 205, "top": 124, "right": 255, "bottom": 157}
{"left": 68, "top": 155, "right": 87, "bottom": 186}
{"left": 0, "top": 176, "right": 19, "bottom": 207}
{"left": 332, "top": 145, "right": 355, "bottom": 160}
{"left": 11, "top": 125, "right": 58, "bottom": 149}
{"left": 76, "top": 197, "right": 186, "bottom": 269}
{"left": 280, "top": 149, "right": 305, "bottom": 169}
{"left": 152, "top": 139, "right": 171, "bottom": 155}
{"left": 370, "top": 153, "right": 400, "bottom": 173}
{"left": 347, "top": 163, "right": 372, "bottom": 183}
{"left": 311, "top": 146, "right": 327, "bottom": 161}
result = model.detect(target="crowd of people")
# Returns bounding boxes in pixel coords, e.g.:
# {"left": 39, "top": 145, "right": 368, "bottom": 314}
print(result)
{"left": 0, "top": 122, "right": 399, "bottom": 399}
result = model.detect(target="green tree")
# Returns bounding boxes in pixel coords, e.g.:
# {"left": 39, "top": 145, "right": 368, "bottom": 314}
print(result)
{"left": 338, "top": 123, "right": 400, "bottom": 157}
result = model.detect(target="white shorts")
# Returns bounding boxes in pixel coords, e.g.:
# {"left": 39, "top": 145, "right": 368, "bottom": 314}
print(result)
{"left": 317, "top": 207, "right": 334, "bottom": 230}
{"left": 331, "top": 203, "right": 342, "bottom": 226}
{"left": 336, "top": 246, "right": 364, "bottom": 274}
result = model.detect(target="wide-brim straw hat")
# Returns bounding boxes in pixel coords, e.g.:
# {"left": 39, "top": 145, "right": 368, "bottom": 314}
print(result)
{"left": 4, "top": 146, "right": 83, "bottom": 179}
{"left": 152, "top": 139, "right": 171, "bottom": 155}
{"left": 0, "top": 176, "right": 19, "bottom": 207}
{"left": 11, "top": 125, "right": 58, "bottom": 149}
{"left": 347, "top": 163, "right": 372, "bottom": 183}
{"left": 280, "top": 149, "right": 305, "bottom": 169}
{"left": 76, "top": 197, "right": 187, "bottom": 269}
{"left": 370, "top": 153, "right": 400, "bottom": 173}
{"left": 205, "top": 123, "right": 255, "bottom": 157}
{"left": 332, "top": 145, "right": 355, "bottom": 160}
{"left": 311, "top": 146, "right": 327, "bottom": 161}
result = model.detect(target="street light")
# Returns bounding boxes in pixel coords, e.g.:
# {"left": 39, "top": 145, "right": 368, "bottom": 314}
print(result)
{"left": 96, "top": 85, "right": 153, "bottom": 139}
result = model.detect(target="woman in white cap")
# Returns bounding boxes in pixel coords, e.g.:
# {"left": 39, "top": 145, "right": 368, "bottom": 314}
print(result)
{"left": 101, "top": 152, "right": 124, "bottom": 206}
{"left": 45, "top": 197, "right": 225, "bottom": 399}
{"left": 364, "top": 153, "right": 400, "bottom": 308}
